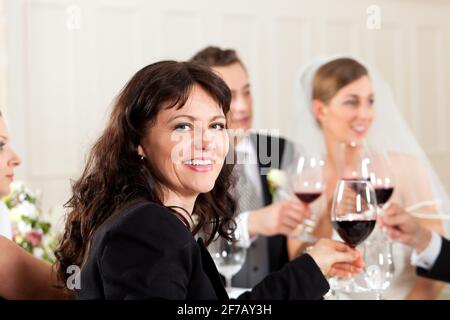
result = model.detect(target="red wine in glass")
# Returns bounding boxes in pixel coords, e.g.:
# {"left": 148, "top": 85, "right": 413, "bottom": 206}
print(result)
{"left": 329, "top": 179, "right": 377, "bottom": 293}
{"left": 294, "top": 192, "right": 322, "bottom": 204}
{"left": 286, "top": 155, "right": 325, "bottom": 241}
{"left": 332, "top": 218, "right": 377, "bottom": 248}
{"left": 374, "top": 187, "right": 394, "bottom": 206}
{"left": 289, "top": 155, "right": 325, "bottom": 205}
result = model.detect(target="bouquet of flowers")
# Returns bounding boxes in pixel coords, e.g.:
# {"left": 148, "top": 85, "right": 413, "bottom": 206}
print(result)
{"left": 2, "top": 181, "right": 57, "bottom": 263}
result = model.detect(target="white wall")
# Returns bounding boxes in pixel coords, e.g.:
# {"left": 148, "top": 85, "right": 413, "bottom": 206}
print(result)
{"left": 2, "top": 0, "right": 450, "bottom": 229}
{"left": 0, "top": 0, "right": 7, "bottom": 118}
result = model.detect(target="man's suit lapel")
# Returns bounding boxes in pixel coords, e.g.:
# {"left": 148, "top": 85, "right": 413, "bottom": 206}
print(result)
{"left": 249, "top": 133, "right": 288, "bottom": 272}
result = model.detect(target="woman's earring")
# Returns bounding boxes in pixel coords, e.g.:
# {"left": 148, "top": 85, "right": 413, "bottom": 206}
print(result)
{"left": 140, "top": 155, "right": 145, "bottom": 161}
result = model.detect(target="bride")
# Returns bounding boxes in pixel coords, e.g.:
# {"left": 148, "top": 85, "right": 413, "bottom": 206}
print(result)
{"left": 286, "top": 55, "right": 450, "bottom": 299}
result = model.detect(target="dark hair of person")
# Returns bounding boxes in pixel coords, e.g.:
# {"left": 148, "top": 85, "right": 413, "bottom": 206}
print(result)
{"left": 55, "top": 60, "right": 237, "bottom": 286}
{"left": 190, "top": 46, "right": 245, "bottom": 70}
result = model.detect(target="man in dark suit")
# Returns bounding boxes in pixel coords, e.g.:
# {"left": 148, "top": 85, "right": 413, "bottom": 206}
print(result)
{"left": 381, "top": 203, "right": 450, "bottom": 283}
{"left": 190, "top": 47, "right": 308, "bottom": 288}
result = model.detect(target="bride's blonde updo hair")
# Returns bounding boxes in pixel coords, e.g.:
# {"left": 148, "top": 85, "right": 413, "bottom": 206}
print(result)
{"left": 312, "top": 58, "right": 368, "bottom": 104}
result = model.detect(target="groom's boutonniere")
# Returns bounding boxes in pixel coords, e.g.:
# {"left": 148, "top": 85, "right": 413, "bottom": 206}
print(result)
{"left": 267, "top": 169, "right": 287, "bottom": 198}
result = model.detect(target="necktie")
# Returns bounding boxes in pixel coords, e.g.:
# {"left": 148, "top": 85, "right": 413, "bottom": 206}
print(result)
{"left": 235, "top": 151, "right": 264, "bottom": 212}
{"left": 232, "top": 152, "right": 269, "bottom": 288}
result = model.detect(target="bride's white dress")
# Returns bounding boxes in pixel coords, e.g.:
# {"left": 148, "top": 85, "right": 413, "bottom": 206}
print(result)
{"left": 0, "top": 202, "right": 12, "bottom": 239}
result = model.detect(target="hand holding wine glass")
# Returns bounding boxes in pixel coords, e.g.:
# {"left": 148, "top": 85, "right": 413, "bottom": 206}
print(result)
{"left": 379, "top": 203, "right": 433, "bottom": 252}
{"left": 247, "top": 200, "right": 309, "bottom": 237}
{"left": 307, "top": 238, "right": 364, "bottom": 278}
{"left": 329, "top": 179, "right": 378, "bottom": 293}
{"left": 284, "top": 154, "right": 325, "bottom": 241}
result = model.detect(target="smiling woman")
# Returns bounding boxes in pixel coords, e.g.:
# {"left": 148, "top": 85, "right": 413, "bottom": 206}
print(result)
{"left": 50, "top": 60, "right": 362, "bottom": 300}
{"left": 56, "top": 60, "right": 236, "bottom": 279}
{"left": 52, "top": 60, "right": 239, "bottom": 299}
{"left": 138, "top": 85, "right": 230, "bottom": 216}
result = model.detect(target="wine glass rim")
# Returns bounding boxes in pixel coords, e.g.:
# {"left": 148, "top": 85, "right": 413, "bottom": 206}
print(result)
{"left": 338, "top": 178, "right": 370, "bottom": 183}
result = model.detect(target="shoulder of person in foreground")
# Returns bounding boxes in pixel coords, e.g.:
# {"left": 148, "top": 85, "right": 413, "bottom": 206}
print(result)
{"left": 0, "top": 235, "right": 70, "bottom": 299}
{"left": 83, "top": 201, "right": 198, "bottom": 299}
{"left": 105, "top": 201, "right": 194, "bottom": 244}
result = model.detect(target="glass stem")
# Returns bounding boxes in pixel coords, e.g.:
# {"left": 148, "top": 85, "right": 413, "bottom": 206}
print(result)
{"left": 375, "top": 291, "right": 383, "bottom": 300}
{"left": 379, "top": 205, "right": 392, "bottom": 242}
{"left": 225, "top": 275, "right": 232, "bottom": 291}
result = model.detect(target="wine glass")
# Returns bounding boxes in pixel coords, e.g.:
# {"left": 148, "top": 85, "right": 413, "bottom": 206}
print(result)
{"left": 335, "top": 142, "right": 396, "bottom": 213}
{"left": 283, "top": 154, "right": 325, "bottom": 241}
{"left": 366, "top": 150, "right": 395, "bottom": 209}
{"left": 208, "top": 225, "right": 247, "bottom": 292}
{"left": 363, "top": 238, "right": 395, "bottom": 300}
{"left": 329, "top": 179, "right": 378, "bottom": 293}
{"left": 362, "top": 148, "right": 397, "bottom": 252}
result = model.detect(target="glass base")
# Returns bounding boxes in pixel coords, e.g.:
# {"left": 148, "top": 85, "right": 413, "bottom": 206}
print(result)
{"left": 328, "top": 273, "right": 370, "bottom": 294}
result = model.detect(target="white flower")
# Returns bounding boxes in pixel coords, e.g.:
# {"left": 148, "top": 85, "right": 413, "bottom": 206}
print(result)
{"left": 17, "top": 220, "right": 31, "bottom": 234}
{"left": 19, "top": 193, "right": 26, "bottom": 202}
{"left": 17, "top": 201, "right": 38, "bottom": 218}
{"left": 33, "top": 247, "right": 44, "bottom": 259}
{"left": 9, "top": 207, "right": 23, "bottom": 223}
{"left": 10, "top": 181, "right": 25, "bottom": 192}
{"left": 267, "top": 169, "right": 287, "bottom": 188}
{"left": 24, "top": 187, "right": 36, "bottom": 198}
{"left": 43, "top": 237, "right": 52, "bottom": 248}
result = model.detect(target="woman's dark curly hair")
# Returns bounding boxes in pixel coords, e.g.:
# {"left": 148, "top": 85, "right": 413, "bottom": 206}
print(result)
{"left": 55, "top": 60, "right": 237, "bottom": 285}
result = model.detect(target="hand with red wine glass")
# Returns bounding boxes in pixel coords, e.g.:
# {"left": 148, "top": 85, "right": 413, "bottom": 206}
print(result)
{"left": 329, "top": 179, "right": 378, "bottom": 293}
{"left": 285, "top": 155, "right": 325, "bottom": 242}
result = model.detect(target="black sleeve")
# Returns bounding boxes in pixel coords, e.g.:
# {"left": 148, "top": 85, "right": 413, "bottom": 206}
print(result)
{"left": 417, "top": 236, "right": 450, "bottom": 283}
{"left": 237, "top": 253, "right": 330, "bottom": 300}
{"left": 98, "top": 205, "right": 195, "bottom": 299}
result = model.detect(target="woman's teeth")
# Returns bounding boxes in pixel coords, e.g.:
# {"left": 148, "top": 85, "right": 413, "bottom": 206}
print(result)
{"left": 352, "top": 125, "right": 366, "bottom": 133}
{"left": 184, "top": 159, "right": 213, "bottom": 166}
